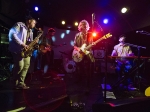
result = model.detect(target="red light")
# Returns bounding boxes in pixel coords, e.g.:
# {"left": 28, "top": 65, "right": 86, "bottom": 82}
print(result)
{"left": 92, "top": 32, "right": 97, "bottom": 37}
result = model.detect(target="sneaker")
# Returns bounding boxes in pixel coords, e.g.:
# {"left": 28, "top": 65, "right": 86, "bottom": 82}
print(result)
{"left": 16, "top": 84, "right": 30, "bottom": 89}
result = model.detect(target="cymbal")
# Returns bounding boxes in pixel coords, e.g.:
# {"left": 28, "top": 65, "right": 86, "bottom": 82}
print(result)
{"left": 59, "top": 51, "right": 68, "bottom": 55}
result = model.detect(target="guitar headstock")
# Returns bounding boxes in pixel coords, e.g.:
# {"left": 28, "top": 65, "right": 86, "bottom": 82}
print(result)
{"left": 102, "top": 33, "right": 112, "bottom": 39}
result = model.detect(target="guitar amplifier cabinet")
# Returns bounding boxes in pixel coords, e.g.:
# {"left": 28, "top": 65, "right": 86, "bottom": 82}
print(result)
{"left": 93, "top": 49, "right": 105, "bottom": 59}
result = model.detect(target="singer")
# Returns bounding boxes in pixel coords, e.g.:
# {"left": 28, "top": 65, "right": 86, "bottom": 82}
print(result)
{"left": 73, "top": 20, "right": 95, "bottom": 93}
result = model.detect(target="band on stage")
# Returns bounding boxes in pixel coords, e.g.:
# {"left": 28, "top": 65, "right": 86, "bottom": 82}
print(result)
{"left": 8, "top": 17, "right": 149, "bottom": 91}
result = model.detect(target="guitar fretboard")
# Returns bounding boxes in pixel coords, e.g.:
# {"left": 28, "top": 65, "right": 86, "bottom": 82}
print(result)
{"left": 86, "top": 37, "right": 105, "bottom": 50}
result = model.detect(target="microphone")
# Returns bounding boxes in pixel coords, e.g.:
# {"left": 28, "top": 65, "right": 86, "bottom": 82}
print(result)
{"left": 136, "top": 30, "right": 143, "bottom": 33}
{"left": 92, "top": 13, "right": 95, "bottom": 30}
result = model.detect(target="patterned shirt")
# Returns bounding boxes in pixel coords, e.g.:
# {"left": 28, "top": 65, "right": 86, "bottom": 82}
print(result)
{"left": 111, "top": 43, "right": 132, "bottom": 56}
{"left": 73, "top": 32, "right": 95, "bottom": 62}
{"left": 74, "top": 32, "right": 92, "bottom": 47}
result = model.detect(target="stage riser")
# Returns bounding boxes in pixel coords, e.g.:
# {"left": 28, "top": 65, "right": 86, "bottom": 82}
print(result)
{"left": 92, "top": 97, "right": 150, "bottom": 112}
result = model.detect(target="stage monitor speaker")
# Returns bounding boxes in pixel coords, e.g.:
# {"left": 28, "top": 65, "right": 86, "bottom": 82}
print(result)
{"left": 92, "top": 97, "right": 150, "bottom": 112}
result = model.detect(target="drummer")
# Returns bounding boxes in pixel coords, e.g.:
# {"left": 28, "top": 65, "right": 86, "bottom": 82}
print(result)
{"left": 111, "top": 35, "right": 136, "bottom": 90}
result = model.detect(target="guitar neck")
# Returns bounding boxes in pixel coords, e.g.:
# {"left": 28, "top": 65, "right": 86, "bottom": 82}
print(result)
{"left": 86, "top": 37, "right": 104, "bottom": 50}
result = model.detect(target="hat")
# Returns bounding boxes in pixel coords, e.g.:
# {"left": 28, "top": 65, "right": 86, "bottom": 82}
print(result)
{"left": 48, "top": 28, "right": 55, "bottom": 33}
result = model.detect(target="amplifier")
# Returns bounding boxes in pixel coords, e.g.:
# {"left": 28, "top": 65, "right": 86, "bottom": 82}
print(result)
{"left": 93, "top": 49, "right": 105, "bottom": 59}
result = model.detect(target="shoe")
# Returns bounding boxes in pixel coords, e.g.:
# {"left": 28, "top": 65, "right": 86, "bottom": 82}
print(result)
{"left": 16, "top": 84, "right": 30, "bottom": 89}
{"left": 128, "top": 84, "right": 137, "bottom": 91}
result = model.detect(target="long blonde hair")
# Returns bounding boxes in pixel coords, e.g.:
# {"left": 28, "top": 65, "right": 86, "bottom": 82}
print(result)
{"left": 78, "top": 20, "right": 90, "bottom": 31}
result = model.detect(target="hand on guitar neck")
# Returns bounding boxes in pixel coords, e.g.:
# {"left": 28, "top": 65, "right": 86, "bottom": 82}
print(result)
{"left": 39, "top": 44, "right": 51, "bottom": 54}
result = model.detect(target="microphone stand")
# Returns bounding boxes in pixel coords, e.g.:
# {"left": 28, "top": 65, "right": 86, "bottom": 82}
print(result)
{"left": 125, "top": 43, "right": 146, "bottom": 92}
{"left": 94, "top": 21, "right": 108, "bottom": 102}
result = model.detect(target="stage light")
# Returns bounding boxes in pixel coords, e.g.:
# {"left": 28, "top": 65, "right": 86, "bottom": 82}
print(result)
{"left": 35, "top": 6, "right": 39, "bottom": 11}
{"left": 70, "top": 40, "right": 74, "bottom": 46}
{"left": 92, "top": 32, "right": 97, "bottom": 37}
{"left": 66, "top": 30, "right": 70, "bottom": 34}
{"left": 121, "top": 7, "right": 128, "bottom": 13}
{"left": 61, "top": 33, "right": 65, "bottom": 39}
{"left": 52, "top": 36, "right": 56, "bottom": 42}
{"left": 75, "top": 22, "right": 78, "bottom": 26}
{"left": 62, "top": 21, "right": 65, "bottom": 25}
{"left": 103, "top": 19, "right": 108, "bottom": 24}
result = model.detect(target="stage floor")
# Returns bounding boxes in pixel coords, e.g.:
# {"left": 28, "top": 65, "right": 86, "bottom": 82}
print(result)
{"left": 0, "top": 70, "right": 148, "bottom": 112}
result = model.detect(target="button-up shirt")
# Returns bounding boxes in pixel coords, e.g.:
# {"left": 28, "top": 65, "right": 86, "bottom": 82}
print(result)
{"left": 111, "top": 43, "right": 133, "bottom": 64}
{"left": 8, "top": 22, "right": 33, "bottom": 53}
{"left": 111, "top": 43, "right": 132, "bottom": 56}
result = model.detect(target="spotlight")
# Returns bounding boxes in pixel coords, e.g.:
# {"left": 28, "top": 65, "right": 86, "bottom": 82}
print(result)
{"left": 62, "top": 21, "right": 65, "bottom": 25}
{"left": 75, "top": 22, "right": 78, "bottom": 26}
{"left": 35, "top": 6, "right": 39, "bottom": 11}
{"left": 92, "top": 32, "right": 97, "bottom": 37}
{"left": 121, "top": 7, "right": 128, "bottom": 13}
{"left": 103, "top": 19, "right": 108, "bottom": 24}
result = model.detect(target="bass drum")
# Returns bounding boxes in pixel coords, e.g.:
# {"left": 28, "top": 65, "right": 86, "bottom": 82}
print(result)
{"left": 63, "top": 58, "right": 76, "bottom": 73}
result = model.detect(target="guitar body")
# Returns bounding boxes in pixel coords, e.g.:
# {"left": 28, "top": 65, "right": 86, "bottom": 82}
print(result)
{"left": 39, "top": 44, "right": 51, "bottom": 54}
{"left": 72, "top": 44, "right": 90, "bottom": 62}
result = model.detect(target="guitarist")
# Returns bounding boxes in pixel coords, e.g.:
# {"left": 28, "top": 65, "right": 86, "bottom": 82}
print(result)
{"left": 73, "top": 20, "right": 95, "bottom": 92}
{"left": 37, "top": 28, "right": 55, "bottom": 78}
{"left": 9, "top": 17, "right": 37, "bottom": 89}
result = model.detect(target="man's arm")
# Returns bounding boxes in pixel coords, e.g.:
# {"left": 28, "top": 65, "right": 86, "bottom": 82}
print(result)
{"left": 128, "top": 46, "right": 134, "bottom": 56}
{"left": 111, "top": 46, "right": 118, "bottom": 56}
{"left": 9, "top": 23, "right": 26, "bottom": 47}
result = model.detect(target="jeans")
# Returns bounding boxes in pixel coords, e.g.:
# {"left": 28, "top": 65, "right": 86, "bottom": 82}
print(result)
{"left": 75, "top": 55, "right": 94, "bottom": 88}
{"left": 12, "top": 53, "right": 30, "bottom": 85}
{"left": 116, "top": 60, "right": 133, "bottom": 84}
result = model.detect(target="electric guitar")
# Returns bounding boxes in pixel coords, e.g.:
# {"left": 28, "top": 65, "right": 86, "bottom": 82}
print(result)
{"left": 39, "top": 43, "right": 66, "bottom": 54}
{"left": 72, "top": 33, "right": 112, "bottom": 62}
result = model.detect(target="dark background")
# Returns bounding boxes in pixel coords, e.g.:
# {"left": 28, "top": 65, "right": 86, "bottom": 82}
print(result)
{"left": 0, "top": 0, "right": 150, "bottom": 56}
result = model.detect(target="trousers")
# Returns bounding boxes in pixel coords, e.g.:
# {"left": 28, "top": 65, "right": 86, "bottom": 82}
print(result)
{"left": 12, "top": 53, "right": 30, "bottom": 85}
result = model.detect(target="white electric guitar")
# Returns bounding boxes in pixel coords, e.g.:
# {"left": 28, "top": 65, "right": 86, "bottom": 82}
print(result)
{"left": 72, "top": 33, "right": 112, "bottom": 62}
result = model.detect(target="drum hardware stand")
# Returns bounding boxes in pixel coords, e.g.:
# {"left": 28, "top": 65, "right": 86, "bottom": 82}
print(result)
{"left": 112, "top": 61, "right": 145, "bottom": 89}
{"left": 125, "top": 43, "right": 146, "bottom": 93}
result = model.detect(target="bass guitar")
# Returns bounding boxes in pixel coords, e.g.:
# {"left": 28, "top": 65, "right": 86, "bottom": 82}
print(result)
{"left": 72, "top": 33, "right": 112, "bottom": 62}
